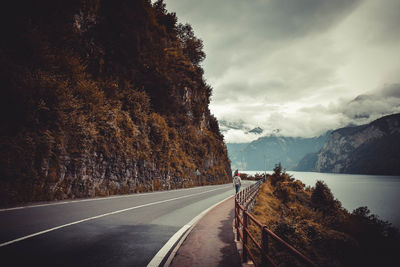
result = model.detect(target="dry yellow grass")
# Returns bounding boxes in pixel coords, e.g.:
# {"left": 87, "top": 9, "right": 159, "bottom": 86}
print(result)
{"left": 247, "top": 175, "right": 400, "bottom": 267}
{"left": 253, "top": 180, "right": 281, "bottom": 225}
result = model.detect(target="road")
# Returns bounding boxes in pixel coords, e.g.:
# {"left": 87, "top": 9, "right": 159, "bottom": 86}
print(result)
{"left": 0, "top": 182, "right": 250, "bottom": 266}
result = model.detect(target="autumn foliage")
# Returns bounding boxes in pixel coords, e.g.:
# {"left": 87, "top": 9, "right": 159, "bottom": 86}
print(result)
{"left": 251, "top": 171, "right": 400, "bottom": 266}
{"left": 0, "top": 0, "right": 231, "bottom": 205}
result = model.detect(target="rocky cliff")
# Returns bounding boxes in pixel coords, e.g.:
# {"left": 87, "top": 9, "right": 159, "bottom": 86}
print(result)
{"left": 0, "top": 0, "right": 231, "bottom": 205}
{"left": 313, "top": 113, "right": 400, "bottom": 175}
{"left": 293, "top": 152, "right": 319, "bottom": 172}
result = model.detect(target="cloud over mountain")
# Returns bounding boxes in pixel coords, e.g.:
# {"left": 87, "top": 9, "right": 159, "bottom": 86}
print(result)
{"left": 165, "top": 0, "right": 400, "bottom": 142}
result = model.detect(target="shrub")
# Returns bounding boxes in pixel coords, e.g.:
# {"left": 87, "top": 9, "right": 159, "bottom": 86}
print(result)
{"left": 311, "top": 180, "right": 338, "bottom": 214}
{"left": 269, "top": 169, "right": 294, "bottom": 186}
{"left": 270, "top": 174, "right": 284, "bottom": 186}
{"left": 274, "top": 221, "right": 296, "bottom": 242}
{"left": 239, "top": 173, "right": 248, "bottom": 180}
{"left": 292, "top": 180, "right": 305, "bottom": 192}
{"left": 253, "top": 177, "right": 400, "bottom": 267}
{"left": 273, "top": 162, "right": 282, "bottom": 176}
{"left": 274, "top": 181, "right": 294, "bottom": 204}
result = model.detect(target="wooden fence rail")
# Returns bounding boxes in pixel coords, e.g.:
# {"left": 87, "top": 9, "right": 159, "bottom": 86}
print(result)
{"left": 235, "top": 178, "right": 317, "bottom": 267}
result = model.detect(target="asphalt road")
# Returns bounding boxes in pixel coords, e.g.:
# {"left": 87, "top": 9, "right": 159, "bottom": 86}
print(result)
{"left": 0, "top": 182, "right": 250, "bottom": 267}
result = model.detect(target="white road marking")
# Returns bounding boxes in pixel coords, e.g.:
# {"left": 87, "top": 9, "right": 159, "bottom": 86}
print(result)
{"left": 147, "top": 225, "right": 191, "bottom": 267}
{"left": 0, "top": 186, "right": 231, "bottom": 248}
{"left": 1, "top": 207, "right": 24, "bottom": 211}
{"left": 147, "top": 195, "right": 234, "bottom": 267}
{"left": 0, "top": 184, "right": 229, "bottom": 212}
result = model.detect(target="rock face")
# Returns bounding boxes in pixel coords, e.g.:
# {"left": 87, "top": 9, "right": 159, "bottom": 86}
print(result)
{"left": 0, "top": 0, "right": 231, "bottom": 205}
{"left": 313, "top": 113, "right": 400, "bottom": 175}
{"left": 294, "top": 152, "right": 319, "bottom": 172}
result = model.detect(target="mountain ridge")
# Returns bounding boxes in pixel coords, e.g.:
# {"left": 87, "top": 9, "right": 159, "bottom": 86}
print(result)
{"left": 227, "top": 133, "right": 329, "bottom": 171}
{"left": 296, "top": 113, "right": 400, "bottom": 175}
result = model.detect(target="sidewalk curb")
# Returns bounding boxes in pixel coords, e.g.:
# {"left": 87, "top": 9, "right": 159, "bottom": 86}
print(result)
{"left": 232, "top": 217, "right": 254, "bottom": 266}
{"left": 147, "top": 195, "right": 234, "bottom": 267}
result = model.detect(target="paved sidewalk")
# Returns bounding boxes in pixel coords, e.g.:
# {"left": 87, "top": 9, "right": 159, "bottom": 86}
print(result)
{"left": 170, "top": 196, "right": 242, "bottom": 267}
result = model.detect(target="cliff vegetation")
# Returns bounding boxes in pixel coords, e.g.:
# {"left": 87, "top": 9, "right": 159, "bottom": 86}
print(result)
{"left": 250, "top": 165, "right": 399, "bottom": 266}
{"left": 0, "top": 0, "right": 231, "bottom": 205}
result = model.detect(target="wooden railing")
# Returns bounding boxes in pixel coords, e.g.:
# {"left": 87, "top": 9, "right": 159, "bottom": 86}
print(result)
{"left": 235, "top": 178, "right": 317, "bottom": 267}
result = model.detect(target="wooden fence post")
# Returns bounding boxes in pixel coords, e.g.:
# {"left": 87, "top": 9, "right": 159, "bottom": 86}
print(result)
{"left": 261, "top": 226, "right": 269, "bottom": 266}
{"left": 235, "top": 201, "right": 240, "bottom": 241}
{"left": 243, "top": 210, "right": 248, "bottom": 263}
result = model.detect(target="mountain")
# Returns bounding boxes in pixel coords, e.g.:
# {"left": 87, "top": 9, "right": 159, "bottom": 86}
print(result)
{"left": 248, "top": 127, "right": 263, "bottom": 134}
{"left": 218, "top": 120, "right": 247, "bottom": 132}
{"left": 226, "top": 143, "right": 249, "bottom": 170}
{"left": 294, "top": 152, "right": 319, "bottom": 171}
{"left": 296, "top": 113, "right": 400, "bottom": 175}
{"left": 0, "top": 0, "right": 230, "bottom": 205}
{"left": 227, "top": 133, "right": 329, "bottom": 171}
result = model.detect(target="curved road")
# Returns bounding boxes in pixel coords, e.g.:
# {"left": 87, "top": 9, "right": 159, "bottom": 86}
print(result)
{"left": 0, "top": 182, "right": 250, "bottom": 266}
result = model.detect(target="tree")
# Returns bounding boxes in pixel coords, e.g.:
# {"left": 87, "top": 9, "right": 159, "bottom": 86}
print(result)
{"left": 177, "top": 23, "right": 205, "bottom": 66}
{"left": 273, "top": 162, "right": 282, "bottom": 176}
{"left": 311, "top": 180, "right": 340, "bottom": 214}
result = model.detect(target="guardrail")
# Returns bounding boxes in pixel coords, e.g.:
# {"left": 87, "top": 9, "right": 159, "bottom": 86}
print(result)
{"left": 235, "top": 178, "right": 317, "bottom": 267}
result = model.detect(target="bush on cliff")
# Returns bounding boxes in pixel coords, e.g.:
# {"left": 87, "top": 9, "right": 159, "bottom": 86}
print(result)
{"left": 251, "top": 172, "right": 400, "bottom": 266}
{"left": 0, "top": 0, "right": 231, "bottom": 205}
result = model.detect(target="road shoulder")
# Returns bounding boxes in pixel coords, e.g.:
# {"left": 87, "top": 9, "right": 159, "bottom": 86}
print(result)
{"left": 169, "top": 195, "right": 241, "bottom": 267}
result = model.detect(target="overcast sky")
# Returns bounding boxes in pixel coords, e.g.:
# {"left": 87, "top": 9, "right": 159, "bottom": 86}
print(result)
{"left": 164, "top": 0, "right": 400, "bottom": 143}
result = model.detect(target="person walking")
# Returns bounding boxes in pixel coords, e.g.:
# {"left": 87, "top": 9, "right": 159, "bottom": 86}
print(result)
{"left": 233, "top": 170, "right": 242, "bottom": 194}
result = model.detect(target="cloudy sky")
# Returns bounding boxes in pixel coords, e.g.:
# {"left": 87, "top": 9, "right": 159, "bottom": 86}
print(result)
{"left": 164, "top": 0, "right": 400, "bottom": 143}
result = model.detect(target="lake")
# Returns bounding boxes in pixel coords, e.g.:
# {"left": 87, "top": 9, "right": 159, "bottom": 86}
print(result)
{"left": 244, "top": 170, "right": 400, "bottom": 228}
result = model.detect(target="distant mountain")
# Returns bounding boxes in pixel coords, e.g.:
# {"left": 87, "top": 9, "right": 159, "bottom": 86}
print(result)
{"left": 227, "top": 133, "right": 329, "bottom": 171}
{"left": 218, "top": 120, "right": 247, "bottom": 132}
{"left": 294, "top": 152, "right": 319, "bottom": 171}
{"left": 226, "top": 143, "right": 249, "bottom": 170}
{"left": 248, "top": 127, "right": 263, "bottom": 134}
{"left": 296, "top": 113, "right": 400, "bottom": 175}
{"left": 218, "top": 120, "right": 264, "bottom": 136}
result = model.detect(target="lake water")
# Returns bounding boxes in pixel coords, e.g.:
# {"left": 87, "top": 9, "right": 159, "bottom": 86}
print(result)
{"left": 244, "top": 170, "right": 400, "bottom": 228}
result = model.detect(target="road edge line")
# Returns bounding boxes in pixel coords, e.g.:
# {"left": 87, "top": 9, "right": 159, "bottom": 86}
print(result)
{"left": 147, "top": 195, "right": 234, "bottom": 267}
{"left": 0, "top": 184, "right": 232, "bottom": 212}
{"left": 0, "top": 187, "right": 230, "bottom": 248}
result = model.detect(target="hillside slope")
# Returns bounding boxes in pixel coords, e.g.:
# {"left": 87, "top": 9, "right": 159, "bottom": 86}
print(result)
{"left": 0, "top": 0, "right": 230, "bottom": 205}
{"left": 251, "top": 171, "right": 399, "bottom": 266}
{"left": 310, "top": 113, "right": 400, "bottom": 175}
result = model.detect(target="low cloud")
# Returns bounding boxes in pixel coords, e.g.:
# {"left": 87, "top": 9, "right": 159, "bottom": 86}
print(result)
{"left": 222, "top": 129, "right": 262, "bottom": 144}
{"left": 340, "top": 84, "right": 400, "bottom": 124}
{"left": 379, "top": 83, "right": 400, "bottom": 98}
{"left": 219, "top": 83, "right": 400, "bottom": 142}
{"left": 164, "top": 0, "right": 400, "bottom": 143}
